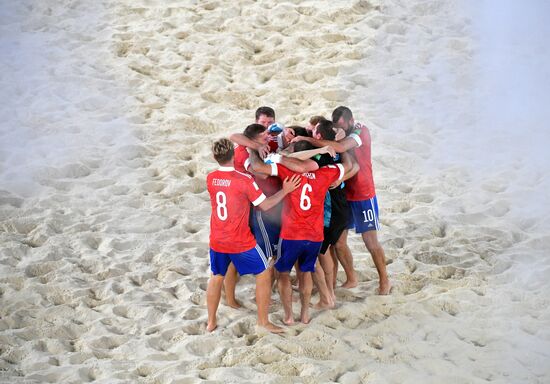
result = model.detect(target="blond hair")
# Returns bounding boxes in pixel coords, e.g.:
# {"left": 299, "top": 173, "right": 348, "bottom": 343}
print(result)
{"left": 212, "top": 138, "right": 234, "bottom": 164}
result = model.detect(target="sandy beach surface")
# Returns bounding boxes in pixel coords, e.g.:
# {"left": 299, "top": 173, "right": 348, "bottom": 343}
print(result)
{"left": 1, "top": 0, "right": 549, "bottom": 383}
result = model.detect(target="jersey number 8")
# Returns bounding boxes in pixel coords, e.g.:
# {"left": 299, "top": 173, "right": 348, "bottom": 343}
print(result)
{"left": 216, "top": 191, "right": 228, "bottom": 220}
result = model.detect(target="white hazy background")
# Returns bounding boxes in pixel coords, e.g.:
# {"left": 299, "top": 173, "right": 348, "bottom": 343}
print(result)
{"left": 0, "top": 0, "right": 549, "bottom": 382}
{"left": 472, "top": 0, "right": 550, "bottom": 228}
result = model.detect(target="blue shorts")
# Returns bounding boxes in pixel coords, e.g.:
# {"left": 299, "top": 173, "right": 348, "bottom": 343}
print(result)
{"left": 209, "top": 245, "right": 268, "bottom": 276}
{"left": 348, "top": 196, "right": 381, "bottom": 233}
{"left": 274, "top": 239, "right": 322, "bottom": 273}
{"left": 252, "top": 210, "right": 281, "bottom": 259}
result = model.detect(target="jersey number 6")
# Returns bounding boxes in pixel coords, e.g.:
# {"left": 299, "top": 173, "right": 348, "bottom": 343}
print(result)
{"left": 299, "top": 184, "right": 312, "bottom": 211}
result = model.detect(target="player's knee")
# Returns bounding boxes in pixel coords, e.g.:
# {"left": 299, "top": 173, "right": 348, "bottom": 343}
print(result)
{"left": 333, "top": 240, "right": 347, "bottom": 254}
{"left": 365, "top": 239, "right": 382, "bottom": 254}
{"left": 278, "top": 272, "right": 290, "bottom": 282}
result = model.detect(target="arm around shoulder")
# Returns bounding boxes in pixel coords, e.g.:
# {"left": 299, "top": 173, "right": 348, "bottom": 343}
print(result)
{"left": 257, "top": 174, "right": 301, "bottom": 211}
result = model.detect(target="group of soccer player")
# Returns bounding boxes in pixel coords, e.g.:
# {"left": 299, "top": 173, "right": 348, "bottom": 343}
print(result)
{"left": 206, "top": 106, "right": 391, "bottom": 333}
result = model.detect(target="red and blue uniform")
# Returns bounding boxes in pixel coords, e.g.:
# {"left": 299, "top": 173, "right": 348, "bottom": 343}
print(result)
{"left": 270, "top": 163, "right": 344, "bottom": 272}
{"left": 345, "top": 122, "right": 381, "bottom": 233}
{"left": 206, "top": 166, "right": 269, "bottom": 275}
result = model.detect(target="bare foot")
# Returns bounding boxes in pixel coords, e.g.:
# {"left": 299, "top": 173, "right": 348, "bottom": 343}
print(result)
{"left": 225, "top": 299, "right": 242, "bottom": 309}
{"left": 300, "top": 310, "right": 310, "bottom": 324}
{"left": 283, "top": 316, "right": 295, "bottom": 326}
{"left": 378, "top": 280, "right": 392, "bottom": 295}
{"left": 341, "top": 280, "right": 358, "bottom": 288}
{"left": 206, "top": 321, "right": 217, "bottom": 332}
{"left": 259, "top": 322, "right": 285, "bottom": 334}
{"left": 313, "top": 300, "right": 335, "bottom": 310}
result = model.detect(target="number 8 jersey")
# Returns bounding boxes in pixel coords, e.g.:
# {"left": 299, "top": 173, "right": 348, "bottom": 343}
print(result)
{"left": 207, "top": 166, "right": 266, "bottom": 253}
{"left": 270, "top": 163, "right": 345, "bottom": 242}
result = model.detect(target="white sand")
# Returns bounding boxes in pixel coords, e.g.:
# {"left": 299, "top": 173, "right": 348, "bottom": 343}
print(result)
{"left": 1, "top": 0, "right": 549, "bottom": 383}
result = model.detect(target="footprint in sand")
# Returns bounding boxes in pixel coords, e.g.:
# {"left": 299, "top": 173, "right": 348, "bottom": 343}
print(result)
{"left": 78, "top": 367, "right": 100, "bottom": 383}
{"left": 25, "top": 261, "right": 61, "bottom": 278}
{"left": 112, "top": 305, "right": 134, "bottom": 319}
{"left": 89, "top": 335, "right": 128, "bottom": 351}
{"left": 135, "top": 365, "right": 154, "bottom": 378}
{"left": 181, "top": 322, "right": 203, "bottom": 336}
{"left": 412, "top": 193, "right": 435, "bottom": 203}
{"left": 436, "top": 299, "right": 460, "bottom": 317}
{"left": 230, "top": 318, "right": 255, "bottom": 337}
{"left": 182, "top": 307, "right": 203, "bottom": 320}
{"left": 185, "top": 337, "right": 219, "bottom": 357}
{"left": 414, "top": 251, "right": 454, "bottom": 265}
{"left": 141, "top": 181, "right": 166, "bottom": 194}
{"left": 428, "top": 266, "right": 465, "bottom": 280}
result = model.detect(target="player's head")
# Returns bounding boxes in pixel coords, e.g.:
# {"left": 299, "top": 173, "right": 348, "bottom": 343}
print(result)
{"left": 293, "top": 140, "right": 315, "bottom": 153}
{"left": 306, "top": 115, "right": 326, "bottom": 133}
{"left": 287, "top": 125, "right": 310, "bottom": 138}
{"left": 212, "top": 138, "right": 234, "bottom": 165}
{"left": 283, "top": 125, "right": 309, "bottom": 145}
{"left": 314, "top": 119, "right": 336, "bottom": 140}
{"left": 255, "top": 106, "right": 276, "bottom": 128}
{"left": 244, "top": 123, "right": 269, "bottom": 145}
{"left": 332, "top": 106, "right": 354, "bottom": 132}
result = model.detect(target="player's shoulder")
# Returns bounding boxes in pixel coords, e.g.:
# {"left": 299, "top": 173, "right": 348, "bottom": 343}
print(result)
{"left": 234, "top": 144, "right": 247, "bottom": 153}
{"left": 353, "top": 122, "right": 369, "bottom": 135}
{"left": 352, "top": 122, "right": 370, "bottom": 136}
{"left": 233, "top": 169, "right": 254, "bottom": 181}
{"left": 319, "top": 164, "right": 341, "bottom": 172}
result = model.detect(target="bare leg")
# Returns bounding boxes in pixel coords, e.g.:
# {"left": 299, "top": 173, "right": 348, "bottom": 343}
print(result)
{"left": 206, "top": 274, "right": 224, "bottom": 332}
{"left": 293, "top": 261, "right": 302, "bottom": 288}
{"left": 312, "top": 259, "right": 334, "bottom": 309}
{"left": 318, "top": 252, "right": 336, "bottom": 304}
{"left": 299, "top": 271, "right": 313, "bottom": 324}
{"left": 334, "top": 230, "right": 357, "bottom": 288}
{"left": 362, "top": 231, "right": 391, "bottom": 295}
{"left": 277, "top": 271, "right": 294, "bottom": 325}
{"left": 329, "top": 246, "right": 338, "bottom": 289}
{"left": 271, "top": 266, "right": 279, "bottom": 293}
{"left": 223, "top": 263, "right": 241, "bottom": 308}
{"left": 255, "top": 268, "right": 284, "bottom": 333}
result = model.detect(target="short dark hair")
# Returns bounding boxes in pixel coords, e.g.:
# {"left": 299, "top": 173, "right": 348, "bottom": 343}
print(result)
{"left": 332, "top": 106, "right": 353, "bottom": 124}
{"left": 309, "top": 115, "right": 326, "bottom": 126}
{"left": 255, "top": 106, "right": 275, "bottom": 121}
{"left": 287, "top": 125, "right": 310, "bottom": 138}
{"left": 316, "top": 120, "right": 336, "bottom": 140}
{"left": 243, "top": 123, "right": 266, "bottom": 139}
{"left": 212, "top": 138, "right": 234, "bottom": 164}
{"left": 293, "top": 140, "right": 315, "bottom": 153}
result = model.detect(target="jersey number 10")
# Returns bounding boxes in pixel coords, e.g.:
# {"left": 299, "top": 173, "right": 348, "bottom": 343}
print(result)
{"left": 362, "top": 209, "right": 374, "bottom": 222}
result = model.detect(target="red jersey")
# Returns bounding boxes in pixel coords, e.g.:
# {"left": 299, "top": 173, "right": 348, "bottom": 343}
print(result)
{"left": 267, "top": 134, "right": 283, "bottom": 153}
{"left": 272, "top": 163, "right": 344, "bottom": 241}
{"left": 232, "top": 142, "right": 282, "bottom": 220}
{"left": 207, "top": 166, "right": 266, "bottom": 253}
{"left": 233, "top": 144, "right": 250, "bottom": 173}
{"left": 345, "top": 122, "right": 376, "bottom": 201}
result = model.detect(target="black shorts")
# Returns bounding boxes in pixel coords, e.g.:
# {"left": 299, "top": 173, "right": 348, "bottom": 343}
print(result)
{"left": 320, "top": 186, "right": 349, "bottom": 254}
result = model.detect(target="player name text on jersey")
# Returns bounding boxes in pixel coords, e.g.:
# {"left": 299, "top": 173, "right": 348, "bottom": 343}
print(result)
{"left": 212, "top": 179, "right": 232, "bottom": 187}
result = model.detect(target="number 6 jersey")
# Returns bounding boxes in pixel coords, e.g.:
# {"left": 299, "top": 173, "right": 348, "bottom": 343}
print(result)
{"left": 207, "top": 166, "right": 266, "bottom": 253}
{"left": 270, "top": 163, "right": 344, "bottom": 242}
